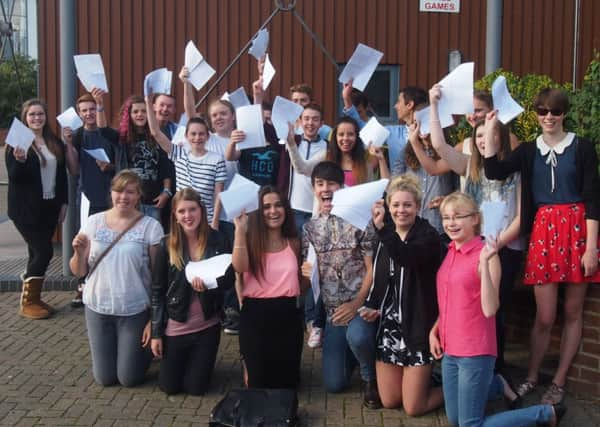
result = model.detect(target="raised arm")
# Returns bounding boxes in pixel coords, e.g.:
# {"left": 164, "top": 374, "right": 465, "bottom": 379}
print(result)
{"left": 407, "top": 121, "right": 452, "bottom": 176}
{"left": 145, "top": 95, "right": 173, "bottom": 155}
{"left": 179, "top": 66, "right": 200, "bottom": 119}
{"left": 91, "top": 87, "right": 108, "bottom": 128}
{"left": 483, "top": 110, "right": 523, "bottom": 180}
{"left": 285, "top": 124, "right": 326, "bottom": 176}
{"left": 232, "top": 212, "right": 249, "bottom": 273}
{"left": 479, "top": 242, "right": 501, "bottom": 318}
{"left": 225, "top": 130, "right": 244, "bottom": 161}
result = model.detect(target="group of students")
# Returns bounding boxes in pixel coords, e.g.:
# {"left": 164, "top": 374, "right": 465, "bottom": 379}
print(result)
{"left": 5, "top": 59, "right": 600, "bottom": 425}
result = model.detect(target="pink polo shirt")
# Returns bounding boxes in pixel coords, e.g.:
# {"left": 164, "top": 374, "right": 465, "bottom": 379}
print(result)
{"left": 436, "top": 236, "right": 497, "bottom": 357}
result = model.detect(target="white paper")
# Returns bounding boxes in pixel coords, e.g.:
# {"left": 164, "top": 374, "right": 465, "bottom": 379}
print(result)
{"left": 178, "top": 113, "right": 189, "bottom": 127}
{"left": 220, "top": 91, "right": 230, "bottom": 102}
{"left": 272, "top": 96, "right": 304, "bottom": 140}
{"left": 331, "top": 179, "right": 389, "bottom": 230}
{"left": 219, "top": 174, "right": 261, "bottom": 221}
{"left": 338, "top": 43, "right": 384, "bottom": 91}
{"left": 56, "top": 107, "right": 83, "bottom": 131}
{"left": 84, "top": 148, "right": 110, "bottom": 163}
{"left": 235, "top": 104, "right": 266, "bottom": 150}
{"left": 5, "top": 118, "right": 35, "bottom": 151}
{"left": 171, "top": 126, "right": 190, "bottom": 151}
{"left": 414, "top": 106, "right": 455, "bottom": 136}
{"left": 228, "top": 87, "right": 251, "bottom": 110}
{"left": 185, "top": 254, "right": 232, "bottom": 289}
{"left": 144, "top": 67, "right": 172, "bottom": 97}
{"left": 80, "top": 192, "right": 90, "bottom": 229}
{"left": 74, "top": 54, "right": 109, "bottom": 92}
{"left": 359, "top": 117, "right": 390, "bottom": 148}
{"left": 248, "top": 29, "right": 269, "bottom": 60}
{"left": 491, "top": 76, "right": 524, "bottom": 124}
{"left": 307, "top": 244, "right": 320, "bottom": 303}
{"left": 184, "top": 40, "right": 216, "bottom": 90}
{"left": 437, "top": 62, "right": 474, "bottom": 117}
{"left": 262, "top": 54, "right": 276, "bottom": 90}
{"left": 481, "top": 200, "right": 507, "bottom": 241}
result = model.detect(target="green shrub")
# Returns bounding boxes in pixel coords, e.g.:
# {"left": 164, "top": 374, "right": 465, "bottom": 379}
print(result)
{"left": 570, "top": 51, "right": 600, "bottom": 146}
{"left": 0, "top": 54, "right": 38, "bottom": 128}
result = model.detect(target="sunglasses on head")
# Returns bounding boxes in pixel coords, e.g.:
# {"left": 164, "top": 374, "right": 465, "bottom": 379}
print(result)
{"left": 535, "top": 107, "right": 564, "bottom": 116}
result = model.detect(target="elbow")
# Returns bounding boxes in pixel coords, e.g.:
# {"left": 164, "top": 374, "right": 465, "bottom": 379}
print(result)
{"left": 482, "top": 303, "right": 499, "bottom": 318}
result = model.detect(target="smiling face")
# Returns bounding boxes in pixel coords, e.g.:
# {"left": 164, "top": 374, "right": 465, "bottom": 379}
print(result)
{"left": 301, "top": 108, "right": 323, "bottom": 140}
{"left": 389, "top": 190, "right": 419, "bottom": 233}
{"left": 130, "top": 102, "right": 148, "bottom": 128}
{"left": 186, "top": 122, "right": 209, "bottom": 153}
{"left": 111, "top": 182, "right": 141, "bottom": 214}
{"left": 262, "top": 192, "right": 286, "bottom": 230}
{"left": 209, "top": 102, "right": 235, "bottom": 135}
{"left": 313, "top": 177, "right": 341, "bottom": 214}
{"left": 394, "top": 92, "right": 412, "bottom": 123}
{"left": 77, "top": 101, "right": 97, "bottom": 128}
{"left": 441, "top": 202, "right": 479, "bottom": 247}
{"left": 153, "top": 94, "right": 176, "bottom": 124}
{"left": 536, "top": 106, "right": 565, "bottom": 136}
{"left": 336, "top": 122, "right": 357, "bottom": 153}
{"left": 25, "top": 104, "right": 46, "bottom": 132}
{"left": 175, "top": 199, "right": 203, "bottom": 234}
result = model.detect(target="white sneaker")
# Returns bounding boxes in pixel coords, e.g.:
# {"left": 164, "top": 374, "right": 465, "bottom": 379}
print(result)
{"left": 307, "top": 326, "right": 323, "bottom": 348}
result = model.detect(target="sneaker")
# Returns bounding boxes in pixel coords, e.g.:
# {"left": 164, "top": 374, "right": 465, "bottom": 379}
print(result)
{"left": 307, "top": 326, "right": 322, "bottom": 348}
{"left": 541, "top": 382, "right": 565, "bottom": 405}
{"left": 223, "top": 308, "right": 240, "bottom": 335}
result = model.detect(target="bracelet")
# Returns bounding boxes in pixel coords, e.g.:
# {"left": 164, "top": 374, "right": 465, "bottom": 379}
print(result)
{"left": 162, "top": 188, "right": 173, "bottom": 197}
{"left": 234, "top": 245, "right": 246, "bottom": 249}
{"left": 96, "top": 106, "right": 105, "bottom": 112}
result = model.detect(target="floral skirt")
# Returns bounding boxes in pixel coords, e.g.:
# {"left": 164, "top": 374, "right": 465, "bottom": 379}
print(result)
{"left": 524, "top": 203, "right": 600, "bottom": 285}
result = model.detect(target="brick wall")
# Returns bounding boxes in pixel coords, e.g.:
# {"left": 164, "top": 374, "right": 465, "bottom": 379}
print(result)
{"left": 505, "top": 283, "right": 600, "bottom": 399}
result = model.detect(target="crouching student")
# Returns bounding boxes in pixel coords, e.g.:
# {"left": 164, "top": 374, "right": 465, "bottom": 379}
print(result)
{"left": 301, "top": 161, "right": 381, "bottom": 408}
{"left": 151, "top": 188, "right": 234, "bottom": 395}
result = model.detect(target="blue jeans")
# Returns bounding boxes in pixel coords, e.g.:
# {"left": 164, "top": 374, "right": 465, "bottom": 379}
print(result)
{"left": 322, "top": 315, "right": 377, "bottom": 392}
{"left": 293, "top": 209, "right": 312, "bottom": 237}
{"left": 304, "top": 289, "right": 325, "bottom": 328}
{"left": 140, "top": 204, "right": 161, "bottom": 222}
{"left": 442, "top": 354, "right": 554, "bottom": 427}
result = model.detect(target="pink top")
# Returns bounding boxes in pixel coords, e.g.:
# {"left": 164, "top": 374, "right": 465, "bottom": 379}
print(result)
{"left": 165, "top": 293, "right": 219, "bottom": 336}
{"left": 343, "top": 170, "right": 355, "bottom": 187}
{"left": 242, "top": 243, "right": 300, "bottom": 298}
{"left": 436, "top": 236, "right": 497, "bottom": 357}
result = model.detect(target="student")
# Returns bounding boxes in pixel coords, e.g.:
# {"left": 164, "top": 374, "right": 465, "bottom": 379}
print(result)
{"left": 288, "top": 83, "right": 332, "bottom": 141}
{"left": 301, "top": 161, "right": 380, "bottom": 408}
{"left": 70, "top": 170, "right": 163, "bottom": 387}
{"left": 484, "top": 88, "right": 600, "bottom": 405}
{"left": 361, "top": 175, "right": 444, "bottom": 414}
{"left": 430, "top": 192, "right": 562, "bottom": 426}
{"left": 146, "top": 95, "right": 226, "bottom": 230}
{"left": 232, "top": 186, "right": 305, "bottom": 389}
{"left": 151, "top": 188, "right": 234, "bottom": 395}
{"left": 114, "top": 95, "right": 172, "bottom": 223}
{"left": 6, "top": 99, "right": 71, "bottom": 319}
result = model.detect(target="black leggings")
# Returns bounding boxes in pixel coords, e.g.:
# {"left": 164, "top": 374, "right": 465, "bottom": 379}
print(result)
{"left": 158, "top": 323, "right": 221, "bottom": 395}
{"left": 239, "top": 297, "right": 303, "bottom": 389}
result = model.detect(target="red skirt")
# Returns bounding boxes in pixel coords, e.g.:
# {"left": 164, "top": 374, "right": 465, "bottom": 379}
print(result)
{"left": 524, "top": 203, "right": 600, "bottom": 285}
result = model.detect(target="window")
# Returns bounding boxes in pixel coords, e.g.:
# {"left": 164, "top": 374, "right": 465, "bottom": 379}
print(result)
{"left": 1, "top": 0, "right": 36, "bottom": 59}
{"left": 337, "top": 64, "right": 400, "bottom": 125}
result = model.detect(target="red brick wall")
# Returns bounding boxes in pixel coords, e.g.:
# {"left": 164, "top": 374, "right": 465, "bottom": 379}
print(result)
{"left": 505, "top": 283, "right": 600, "bottom": 399}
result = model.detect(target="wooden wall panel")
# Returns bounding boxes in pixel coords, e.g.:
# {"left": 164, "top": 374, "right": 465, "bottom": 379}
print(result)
{"left": 37, "top": 0, "right": 600, "bottom": 128}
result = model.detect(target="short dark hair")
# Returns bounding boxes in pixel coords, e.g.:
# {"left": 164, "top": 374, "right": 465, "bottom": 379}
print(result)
{"left": 289, "top": 83, "right": 313, "bottom": 99}
{"left": 311, "top": 161, "right": 344, "bottom": 186}
{"left": 534, "top": 88, "right": 570, "bottom": 114}
{"left": 303, "top": 103, "right": 323, "bottom": 117}
{"left": 399, "top": 86, "right": 428, "bottom": 110}
{"left": 351, "top": 89, "right": 369, "bottom": 109}
{"left": 473, "top": 90, "right": 493, "bottom": 109}
{"left": 262, "top": 101, "right": 272, "bottom": 111}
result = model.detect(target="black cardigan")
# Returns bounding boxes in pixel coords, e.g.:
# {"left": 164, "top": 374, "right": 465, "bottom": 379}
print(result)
{"left": 5, "top": 143, "right": 68, "bottom": 225}
{"left": 365, "top": 217, "right": 441, "bottom": 352}
{"left": 151, "top": 229, "right": 235, "bottom": 338}
{"left": 484, "top": 137, "right": 600, "bottom": 237}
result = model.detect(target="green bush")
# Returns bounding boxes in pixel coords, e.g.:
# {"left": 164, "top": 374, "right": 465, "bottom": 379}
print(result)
{"left": 570, "top": 51, "right": 600, "bottom": 145}
{"left": 0, "top": 54, "right": 38, "bottom": 128}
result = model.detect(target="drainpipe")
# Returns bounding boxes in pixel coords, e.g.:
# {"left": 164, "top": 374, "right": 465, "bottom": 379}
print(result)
{"left": 485, "top": 0, "right": 503, "bottom": 74}
{"left": 572, "top": 0, "right": 581, "bottom": 89}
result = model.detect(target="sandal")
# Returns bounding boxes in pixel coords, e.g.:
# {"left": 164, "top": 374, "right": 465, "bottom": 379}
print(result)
{"left": 541, "top": 382, "right": 565, "bottom": 405}
{"left": 516, "top": 379, "right": 538, "bottom": 397}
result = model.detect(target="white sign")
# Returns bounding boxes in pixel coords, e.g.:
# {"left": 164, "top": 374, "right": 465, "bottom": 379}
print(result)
{"left": 420, "top": 0, "right": 460, "bottom": 13}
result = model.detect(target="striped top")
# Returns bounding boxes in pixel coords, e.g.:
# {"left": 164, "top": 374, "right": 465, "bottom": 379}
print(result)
{"left": 170, "top": 146, "right": 227, "bottom": 222}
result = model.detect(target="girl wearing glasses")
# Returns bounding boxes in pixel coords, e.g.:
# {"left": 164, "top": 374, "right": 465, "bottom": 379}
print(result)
{"left": 484, "top": 88, "right": 600, "bottom": 405}
{"left": 430, "top": 192, "right": 562, "bottom": 426}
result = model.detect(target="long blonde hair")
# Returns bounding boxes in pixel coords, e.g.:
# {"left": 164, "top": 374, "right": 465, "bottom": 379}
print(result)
{"left": 168, "top": 188, "right": 209, "bottom": 270}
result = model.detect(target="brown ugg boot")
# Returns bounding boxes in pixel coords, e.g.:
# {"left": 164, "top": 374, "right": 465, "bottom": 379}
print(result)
{"left": 19, "top": 276, "right": 51, "bottom": 319}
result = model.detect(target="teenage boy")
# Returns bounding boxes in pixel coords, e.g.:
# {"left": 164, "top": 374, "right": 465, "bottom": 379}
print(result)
{"left": 289, "top": 83, "right": 332, "bottom": 141}
{"left": 301, "top": 161, "right": 381, "bottom": 409}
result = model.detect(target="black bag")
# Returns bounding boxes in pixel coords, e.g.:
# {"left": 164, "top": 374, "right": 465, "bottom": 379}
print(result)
{"left": 209, "top": 388, "right": 298, "bottom": 427}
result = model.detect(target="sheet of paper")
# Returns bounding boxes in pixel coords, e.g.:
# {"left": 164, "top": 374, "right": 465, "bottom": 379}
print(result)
{"left": 248, "top": 28, "right": 269, "bottom": 60}
{"left": 272, "top": 96, "right": 304, "bottom": 140}
{"left": 80, "top": 192, "right": 90, "bottom": 229}
{"left": 56, "top": 107, "right": 83, "bottom": 131}
{"left": 219, "top": 174, "right": 261, "bottom": 221}
{"left": 262, "top": 54, "right": 276, "bottom": 90}
{"left": 84, "top": 148, "right": 110, "bottom": 163}
{"left": 481, "top": 200, "right": 507, "bottom": 241}
{"left": 74, "top": 54, "right": 109, "bottom": 92}
{"left": 178, "top": 113, "right": 189, "bottom": 127}
{"left": 359, "top": 117, "right": 390, "bottom": 148}
{"left": 331, "top": 179, "right": 389, "bottom": 230}
{"left": 5, "top": 118, "right": 35, "bottom": 151}
{"left": 338, "top": 43, "right": 384, "bottom": 91}
{"left": 144, "top": 67, "right": 172, "bottom": 96}
{"left": 220, "top": 91, "right": 230, "bottom": 101}
{"left": 491, "top": 76, "right": 524, "bottom": 124}
{"left": 437, "top": 62, "right": 474, "bottom": 117}
{"left": 185, "top": 253, "right": 232, "bottom": 289}
{"left": 307, "top": 244, "right": 320, "bottom": 303}
{"left": 228, "top": 87, "right": 251, "bottom": 110}
{"left": 184, "top": 40, "right": 216, "bottom": 90}
{"left": 235, "top": 104, "right": 266, "bottom": 150}
{"left": 414, "top": 106, "right": 455, "bottom": 135}
{"left": 171, "top": 125, "right": 190, "bottom": 151}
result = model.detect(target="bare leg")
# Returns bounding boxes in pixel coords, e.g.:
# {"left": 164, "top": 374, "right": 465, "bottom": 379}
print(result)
{"left": 553, "top": 283, "right": 588, "bottom": 387}
{"left": 526, "top": 283, "right": 559, "bottom": 382}
{"left": 401, "top": 364, "right": 443, "bottom": 416}
{"left": 376, "top": 360, "right": 404, "bottom": 408}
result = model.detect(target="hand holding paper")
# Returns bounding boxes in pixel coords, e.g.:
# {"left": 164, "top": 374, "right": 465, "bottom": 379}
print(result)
{"left": 437, "top": 62, "right": 474, "bottom": 117}
{"left": 74, "top": 54, "right": 109, "bottom": 92}
{"left": 272, "top": 96, "right": 304, "bottom": 140}
{"left": 57, "top": 107, "right": 84, "bottom": 131}
{"left": 481, "top": 200, "right": 507, "bottom": 242}
{"left": 5, "top": 118, "right": 35, "bottom": 151}
{"left": 219, "top": 174, "right": 261, "bottom": 221}
{"left": 185, "top": 254, "right": 233, "bottom": 289}
{"left": 359, "top": 117, "right": 390, "bottom": 148}
{"left": 84, "top": 148, "right": 110, "bottom": 163}
{"left": 235, "top": 105, "right": 266, "bottom": 150}
{"left": 331, "top": 179, "right": 389, "bottom": 230}
{"left": 491, "top": 76, "right": 524, "bottom": 124}
{"left": 414, "top": 106, "right": 454, "bottom": 135}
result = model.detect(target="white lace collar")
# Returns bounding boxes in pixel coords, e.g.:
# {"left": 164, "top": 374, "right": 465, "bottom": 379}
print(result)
{"left": 536, "top": 132, "right": 575, "bottom": 155}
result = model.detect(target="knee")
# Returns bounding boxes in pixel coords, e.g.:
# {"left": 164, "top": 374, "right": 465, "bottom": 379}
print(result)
{"left": 323, "top": 375, "right": 348, "bottom": 394}
{"left": 346, "top": 325, "right": 374, "bottom": 352}
{"left": 403, "top": 401, "right": 426, "bottom": 417}
{"left": 534, "top": 312, "right": 556, "bottom": 331}
{"left": 118, "top": 370, "right": 146, "bottom": 387}
{"left": 93, "top": 372, "right": 118, "bottom": 387}
{"left": 380, "top": 393, "right": 402, "bottom": 410}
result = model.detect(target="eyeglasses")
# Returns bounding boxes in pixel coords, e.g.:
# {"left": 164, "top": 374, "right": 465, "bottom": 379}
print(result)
{"left": 441, "top": 213, "right": 476, "bottom": 222}
{"left": 535, "top": 107, "right": 564, "bottom": 117}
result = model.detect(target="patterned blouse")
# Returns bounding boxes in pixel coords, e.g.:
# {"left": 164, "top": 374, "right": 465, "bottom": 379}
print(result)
{"left": 302, "top": 213, "right": 376, "bottom": 319}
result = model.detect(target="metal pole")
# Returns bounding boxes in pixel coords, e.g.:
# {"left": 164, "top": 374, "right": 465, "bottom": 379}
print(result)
{"left": 485, "top": 0, "right": 503, "bottom": 74}
{"left": 59, "top": 0, "right": 76, "bottom": 276}
{"left": 572, "top": 0, "right": 581, "bottom": 90}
